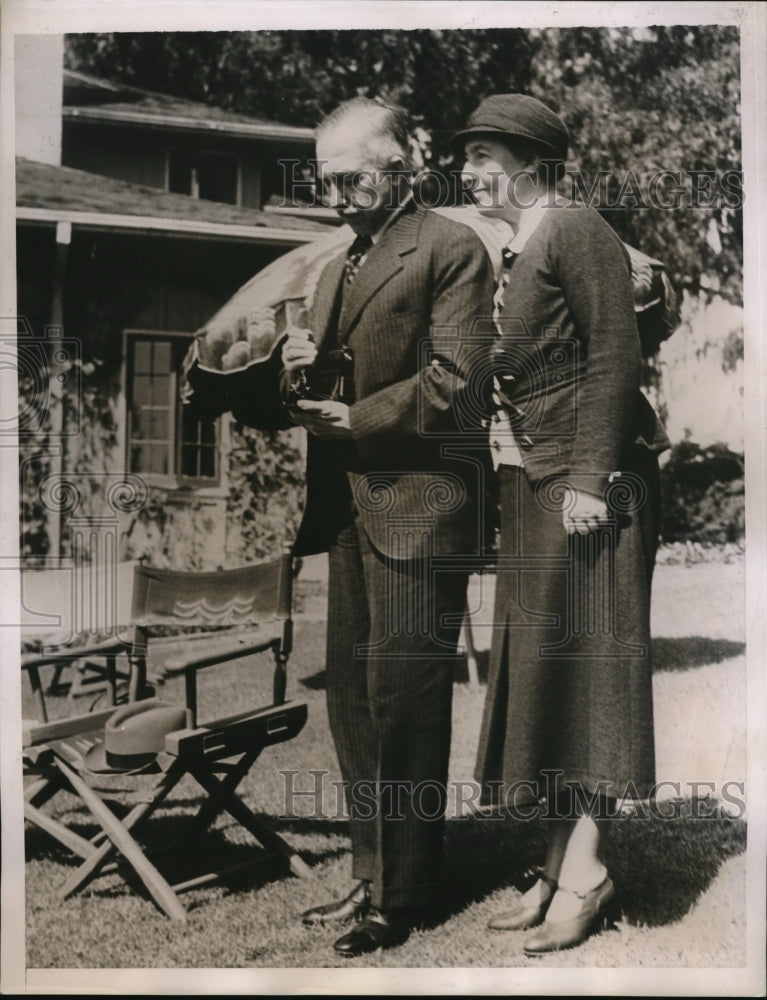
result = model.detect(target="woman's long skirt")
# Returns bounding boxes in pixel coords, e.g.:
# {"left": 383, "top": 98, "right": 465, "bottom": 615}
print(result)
{"left": 475, "top": 447, "right": 660, "bottom": 809}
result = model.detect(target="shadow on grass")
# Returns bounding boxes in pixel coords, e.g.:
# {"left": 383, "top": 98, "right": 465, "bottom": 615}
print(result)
{"left": 299, "top": 670, "right": 328, "bottom": 691}
{"left": 607, "top": 801, "right": 747, "bottom": 926}
{"left": 26, "top": 798, "right": 746, "bottom": 931}
{"left": 651, "top": 636, "right": 745, "bottom": 672}
{"left": 457, "top": 638, "right": 747, "bottom": 681}
{"left": 275, "top": 804, "right": 746, "bottom": 931}
{"left": 80, "top": 833, "right": 301, "bottom": 914}
{"left": 25, "top": 805, "right": 346, "bottom": 916}
{"left": 434, "top": 801, "right": 746, "bottom": 930}
{"left": 439, "top": 637, "right": 745, "bottom": 685}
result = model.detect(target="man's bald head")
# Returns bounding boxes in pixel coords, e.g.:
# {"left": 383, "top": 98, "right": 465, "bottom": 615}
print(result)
{"left": 316, "top": 97, "right": 414, "bottom": 172}
{"left": 314, "top": 98, "right": 415, "bottom": 235}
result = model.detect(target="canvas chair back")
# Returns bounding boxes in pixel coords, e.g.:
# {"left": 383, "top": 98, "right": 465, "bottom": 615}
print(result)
{"left": 20, "top": 559, "right": 137, "bottom": 650}
{"left": 130, "top": 557, "right": 291, "bottom": 629}
{"left": 127, "top": 550, "right": 294, "bottom": 716}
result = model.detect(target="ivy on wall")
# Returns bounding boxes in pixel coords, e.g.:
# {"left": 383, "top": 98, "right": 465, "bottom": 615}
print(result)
{"left": 224, "top": 422, "right": 306, "bottom": 564}
{"left": 18, "top": 355, "right": 119, "bottom": 560}
{"left": 119, "top": 488, "right": 215, "bottom": 570}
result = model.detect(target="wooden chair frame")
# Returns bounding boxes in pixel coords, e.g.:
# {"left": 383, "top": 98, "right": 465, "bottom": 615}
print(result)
{"left": 23, "top": 548, "right": 313, "bottom": 921}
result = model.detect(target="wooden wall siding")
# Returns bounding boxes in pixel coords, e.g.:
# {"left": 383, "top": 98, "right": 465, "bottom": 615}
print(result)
{"left": 70, "top": 231, "right": 277, "bottom": 335}
{"left": 62, "top": 122, "right": 313, "bottom": 210}
{"left": 16, "top": 228, "right": 57, "bottom": 340}
{"left": 62, "top": 123, "right": 169, "bottom": 189}
{"left": 18, "top": 227, "right": 283, "bottom": 372}
{"left": 258, "top": 142, "right": 315, "bottom": 209}
{"left": 240, "top": 150, "right": 262, "bottom": 210}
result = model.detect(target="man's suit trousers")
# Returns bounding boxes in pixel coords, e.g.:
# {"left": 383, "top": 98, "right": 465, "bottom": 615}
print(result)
{"left": 326, "top": 510, "right": 469, "bottom": 910}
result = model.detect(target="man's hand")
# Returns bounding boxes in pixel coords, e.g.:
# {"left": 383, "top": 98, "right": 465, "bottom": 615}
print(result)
{"left": 291, "top": 400, "right": 352, "bottom": 440}
{"left": 562, "top": 487, "right": 613, "bottom": 535}
{"left": 281, "top": 326, "right": 318, "bottom": 371}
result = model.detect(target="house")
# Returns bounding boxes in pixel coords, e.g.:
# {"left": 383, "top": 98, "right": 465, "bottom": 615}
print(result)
{"left": 15, "top": 39, "right": 335, "bottom": 570}
{"left": 59, "top": 68, "right": 328, "bottom": 218}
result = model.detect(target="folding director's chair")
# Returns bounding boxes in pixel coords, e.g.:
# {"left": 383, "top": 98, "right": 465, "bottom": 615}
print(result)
{"left": 23, "top": 548, "right": 312, "bottom": 921}
{"left": 20, "top": 558, "right": 138, "bottom": 709}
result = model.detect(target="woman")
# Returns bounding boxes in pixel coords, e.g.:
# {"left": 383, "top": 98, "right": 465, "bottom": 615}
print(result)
{"left": 454, "top": 94, "right": 669, "bottom": 954}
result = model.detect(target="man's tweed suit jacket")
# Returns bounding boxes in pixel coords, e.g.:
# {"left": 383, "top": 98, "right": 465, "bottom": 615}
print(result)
{"left": 293, "top": 203, "right": 496, "bottom": 560}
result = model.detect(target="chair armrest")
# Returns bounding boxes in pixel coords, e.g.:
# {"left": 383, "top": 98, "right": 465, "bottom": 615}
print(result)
{"left": 165, "top": 700, "right": 307, "bottom": 760}
{"left": 22, "top": 637, "right": 129, "bottom": 670}
{"left": 156, "top": 636, "right": 279, "bottom": 680}
{"left": 23, "top": 707, "right": 118, "bottom": 747}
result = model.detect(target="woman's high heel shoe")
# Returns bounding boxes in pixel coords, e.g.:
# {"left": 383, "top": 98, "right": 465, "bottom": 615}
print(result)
{"left": 487, "top": 872, "right": 558, "bottom": 931}
{"left": 523, "top": 875, "right": 619, "bottom": 954}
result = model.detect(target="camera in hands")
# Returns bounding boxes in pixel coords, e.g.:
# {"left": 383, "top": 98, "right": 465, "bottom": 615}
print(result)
{"left": 285, "top": 347, "right": 355, "bottom": 406}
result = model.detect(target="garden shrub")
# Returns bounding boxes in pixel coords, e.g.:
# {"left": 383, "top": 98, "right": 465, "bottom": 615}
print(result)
{"left": 660, "top": 440, "right": 745, "bottom": 545}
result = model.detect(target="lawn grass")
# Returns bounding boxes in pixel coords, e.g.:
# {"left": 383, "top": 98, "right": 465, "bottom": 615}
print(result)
{"left": 21, "top": 561, "right": 749, "bottom": 972}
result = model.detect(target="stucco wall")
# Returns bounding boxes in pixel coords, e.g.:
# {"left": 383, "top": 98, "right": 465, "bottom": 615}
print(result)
{"left": 14, "top": 34, "right": 63, "bottom": 166}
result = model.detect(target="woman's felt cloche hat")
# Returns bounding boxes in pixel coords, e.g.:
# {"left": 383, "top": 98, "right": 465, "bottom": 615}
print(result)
{"left": 452, "top": 93, "right": 569, "bottom": 163}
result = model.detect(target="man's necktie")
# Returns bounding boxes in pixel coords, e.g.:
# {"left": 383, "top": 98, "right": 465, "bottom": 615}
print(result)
{"left": 344, "top": 233, "right": 373, "bottom": 285}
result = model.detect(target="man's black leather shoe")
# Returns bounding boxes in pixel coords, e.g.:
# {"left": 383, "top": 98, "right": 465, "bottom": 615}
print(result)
{"left": 301, "top": 879, "right": 371, "bottom": 926}
{"left": 332, "top": 907, "right": 415, "bottom": 956}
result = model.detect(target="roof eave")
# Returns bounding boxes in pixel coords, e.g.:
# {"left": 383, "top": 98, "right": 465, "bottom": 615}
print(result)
{"left": 17, "top": 207, "right": 323, "bottom": 246}
{"left": 63, "top": 106, "right": 315, "bottom": 143}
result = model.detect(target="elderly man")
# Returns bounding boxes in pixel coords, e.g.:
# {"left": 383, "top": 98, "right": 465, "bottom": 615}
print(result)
{"left": 282, "top": 97, "right": 495, "bottom": 956}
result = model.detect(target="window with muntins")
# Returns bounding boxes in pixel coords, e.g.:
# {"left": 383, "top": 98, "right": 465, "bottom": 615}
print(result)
{"left": 126, "top": 332, "right": 219, "bottom": 485}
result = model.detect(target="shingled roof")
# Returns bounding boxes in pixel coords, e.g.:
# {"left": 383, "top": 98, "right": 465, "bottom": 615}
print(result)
{"left": 63, "top": 69, "right": 315, "bottom": 142}
{"left": 16, "top": 157, "right": 329, "bottom": 243}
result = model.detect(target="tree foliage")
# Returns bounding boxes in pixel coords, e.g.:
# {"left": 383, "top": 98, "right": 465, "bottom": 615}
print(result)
{"left": 66, "top": 26, "right": 742, "bottom": 303}
{"left": 525, "top": 27, "right": 742, "bottom": 303}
